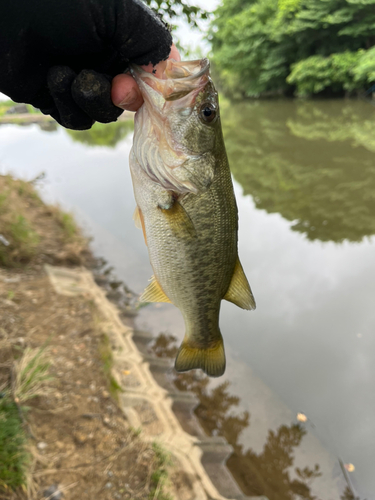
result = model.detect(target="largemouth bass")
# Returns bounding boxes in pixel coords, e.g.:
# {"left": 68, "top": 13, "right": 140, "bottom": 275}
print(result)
{"left": 130, "top": 58, "right": 255, "bottom": 377}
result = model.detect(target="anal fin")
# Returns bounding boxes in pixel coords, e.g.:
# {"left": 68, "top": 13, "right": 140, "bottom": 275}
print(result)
{"left": 224, "top": 257, "right": 256, "bottom": 310}
{"left": 139, "top": 275, "right": 171, "bottom": 303}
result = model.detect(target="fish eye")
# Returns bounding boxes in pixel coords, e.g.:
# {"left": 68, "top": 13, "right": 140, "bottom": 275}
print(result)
{"left": 199, "top": 103, "right": 217, "bottom": 123}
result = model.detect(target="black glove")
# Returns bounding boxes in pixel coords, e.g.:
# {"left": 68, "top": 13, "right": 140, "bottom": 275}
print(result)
{"left": 0, "top": 0, "right": 172, "bottom": 129}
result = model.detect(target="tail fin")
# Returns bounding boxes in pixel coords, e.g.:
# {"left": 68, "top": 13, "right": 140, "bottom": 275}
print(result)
{"left": 174, "top": 337, "right": 226, "bottom": 378}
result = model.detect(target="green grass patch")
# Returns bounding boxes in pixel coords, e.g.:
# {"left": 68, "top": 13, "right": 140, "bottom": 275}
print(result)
{"left": 56, "top": 211, "right": 78, "bottom": 239}
{"left": 149, "top": 442, "right": 173, "bottom": 500}
{"left": 0, "top": 397, "right": 30, "bottom": 492}
{"left": 98, "top": 333, "right": 123, "bottom": 401}
{"left": 0, "top": 100, "right": 17, "bottom": 118}
{"left": 0, "top": 215, "right": 40, "bottom": 267}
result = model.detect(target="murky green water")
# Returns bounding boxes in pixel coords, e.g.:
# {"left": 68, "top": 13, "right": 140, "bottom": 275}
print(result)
{"left": 1, "top": 99, "right": 374, "bottom": 499}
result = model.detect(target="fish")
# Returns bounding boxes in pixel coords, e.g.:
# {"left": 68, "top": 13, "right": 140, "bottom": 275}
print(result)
{"left": 129, "top": 58, "right": 255, "bottom": 377}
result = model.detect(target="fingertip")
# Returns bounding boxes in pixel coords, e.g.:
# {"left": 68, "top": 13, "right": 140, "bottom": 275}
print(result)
{"left": 111, "top": 73, "right": 143, "bottom": 111}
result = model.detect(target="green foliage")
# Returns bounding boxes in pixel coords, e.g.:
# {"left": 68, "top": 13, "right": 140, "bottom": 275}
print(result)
{"left": 352, "top": 46, "right": 375, "bottom": 83}
{"left": 66, "top": 120, "right": 134, "bottom": 148}
{"left": 287, "top": 51, "right": 363, "bottom": 96}
{"left": 0, "top": 398, "right": 30, "bottom": 492}
{"left": 143, "top": 0, "right": 208, "bottom": 28}
{"left": 210, "top": 0, "right": 375, "bottom": 96}
{"left": 221, "top": 99, "right": 375, "bottom": 242}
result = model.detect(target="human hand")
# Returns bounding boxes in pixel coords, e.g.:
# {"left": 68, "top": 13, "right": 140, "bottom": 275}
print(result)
{"left": 0, "top": 0, "right": 172, "bottom": 130}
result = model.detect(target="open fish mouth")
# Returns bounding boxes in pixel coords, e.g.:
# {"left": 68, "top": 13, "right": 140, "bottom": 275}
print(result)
{"left": 130, "top": 58, "right": 216, "bottom": 195}
{"left": 130, "top": 59, "right": 211, "bottom": 109}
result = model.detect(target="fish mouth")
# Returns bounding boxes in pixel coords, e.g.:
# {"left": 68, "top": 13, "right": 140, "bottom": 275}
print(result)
{"left": 130, "top": 59, "right": 210, "bottom": 109}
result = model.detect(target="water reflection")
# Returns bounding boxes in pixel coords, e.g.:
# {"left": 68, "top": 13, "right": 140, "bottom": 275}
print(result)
{"left": 222, "top": 99, "right": 375, "bottom": 243}
{"left": 151, "top": 334, "right": 326, "bottom": 500}
{"left": 66, "top": 120, "right": 134, "bottom": 148}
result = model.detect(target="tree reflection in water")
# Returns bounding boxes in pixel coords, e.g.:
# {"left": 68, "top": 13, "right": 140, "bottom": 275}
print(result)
{"left": 66, "top": 119, "right": 134, "bottom": 148}
{"left": 150, "top": 334, "right": 323, "bottom": 500}
{"left": 221, "top": 99, "right": 375, "bottom": 243}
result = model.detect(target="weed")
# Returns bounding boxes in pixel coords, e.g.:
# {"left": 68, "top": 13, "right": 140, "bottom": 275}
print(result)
{"left": 98, "top": 333, "right": 123, "bottom": 401}
{"left": 13, "top": 346, "right": 52, "bottom": 404}
{"left": 0, "top": 215, "right": 40, "bottom": 266}
{"left": 56, "top": 211, "right": 78, "bottom": 240}
{"left": 129, "top": 426, "right": 142, "bottom": 437}
{"left": 0, "top": 397, "right": 30, "bottom": 492}
{"left": 149, "top": 442, "right": 173, "bottom": 500}
{"left": 7, "top": 291, "right": 15, "bottom": 300}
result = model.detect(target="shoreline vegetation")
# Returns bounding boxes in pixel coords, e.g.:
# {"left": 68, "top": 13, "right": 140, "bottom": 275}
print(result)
{"left": 210, "top": 0, "right": 375, "bottom": 99}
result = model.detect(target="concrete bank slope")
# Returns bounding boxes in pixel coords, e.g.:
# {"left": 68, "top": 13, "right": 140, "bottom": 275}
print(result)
{"left": 45, "top": 264, "right": 266, "bottom": 500}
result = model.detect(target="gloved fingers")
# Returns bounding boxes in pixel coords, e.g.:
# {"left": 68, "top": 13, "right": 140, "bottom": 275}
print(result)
{"left": 47, "top": 66, "right": 94, "bottom": 130}
{"left": 48, "top": 66, "right": 123, "bottom": 130}
{"left": 71, "top": 70, "right": 123, "bottom": 123}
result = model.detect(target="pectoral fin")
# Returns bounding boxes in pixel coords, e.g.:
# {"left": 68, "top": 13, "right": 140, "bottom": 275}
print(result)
{"left": 224, "top": 258, "right": 256, "bottom": 310}
{"left": 139, "top": 275, "right": 171, "bottom": 303}
{"left": 133, "top": 206, "right": 147, "bottom": 246}
{"left": 160, "top": 200, "right": 196, "bottom": 240}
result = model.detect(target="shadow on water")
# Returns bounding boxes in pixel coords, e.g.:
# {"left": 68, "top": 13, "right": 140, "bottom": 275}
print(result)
{"left": 221, "top": 99, "right": 375, "bottom": 243}
{"left": 149, "top": 334, "right": 357, "bottom": 500}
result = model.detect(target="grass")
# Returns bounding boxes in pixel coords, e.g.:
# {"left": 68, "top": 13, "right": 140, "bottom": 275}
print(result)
{"left": 0, "top": 100, "right": 16, "bottom": 118}
{"left": 0, "top": 174, "right": 89, "bottom": 267}
{"left": 0, "top": 100, "right": 41, "bottom": 118}
{"left": 98, "top": 333, "right": 123, "bottom": 401}
{"left": 13, "top": 346, "right": 52, "bottom": 404}
{"left": 0, "top": 397, "right": 30, "bottom": 492}
{"left": 0, "top": 214, "right": 40, "bottom": 267}
{"left": 58, "top": 212, "right": 77, "bottom": 239}
{"left": 0, "top": 345, "right": 51, "bottom": 494}
{"left": 149, "top": 442, "right": 173, "bottom": 500}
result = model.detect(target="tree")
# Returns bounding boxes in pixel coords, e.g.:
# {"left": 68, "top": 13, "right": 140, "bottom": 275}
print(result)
{"left": 210, "top": 0, "right": 375, "bottom": 96}
{"left": 143, "top": 0, "right": 208, "bottom": 28}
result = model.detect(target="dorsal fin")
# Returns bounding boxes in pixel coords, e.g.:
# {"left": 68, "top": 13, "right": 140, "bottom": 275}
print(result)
{"left": 224, "top": 258, "right": 256, "bottom": 310}
{"left": 139, "top": 275, "right": 171, "bottom": 303}
{"left": 133, "top": 205, "right": 147, "bottom": 246}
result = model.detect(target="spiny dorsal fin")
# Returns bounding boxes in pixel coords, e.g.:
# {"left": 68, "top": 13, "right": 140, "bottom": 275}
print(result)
{"left": 139, "top": 275, "right": 171, "bottom": 303}
{"left": 224, "top": 257, "right": 256, "bottom": 310}
{"left": 133, "top": 205, "right": 147, "bottom": 246}
{"left": 161, "top": 201, "right": 196, "bottom": 240}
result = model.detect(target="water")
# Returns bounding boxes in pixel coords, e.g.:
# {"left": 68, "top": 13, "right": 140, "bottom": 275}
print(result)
{"left": 1, "top": 99, "right": 374, "bottom": 499}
